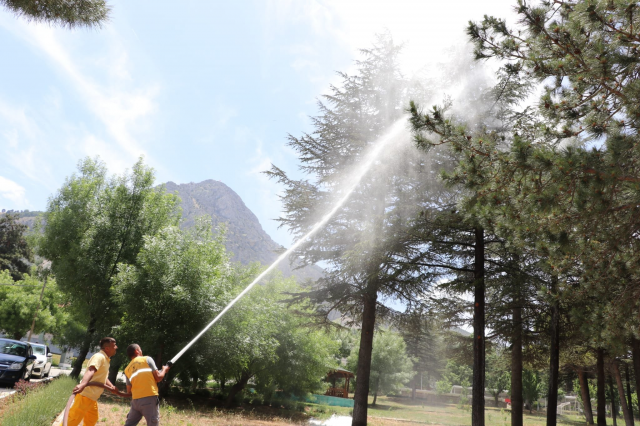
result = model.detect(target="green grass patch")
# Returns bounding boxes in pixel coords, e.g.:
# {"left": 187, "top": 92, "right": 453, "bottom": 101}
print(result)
{"left": 1, "top": 376, "right": 76, "bottom": 426}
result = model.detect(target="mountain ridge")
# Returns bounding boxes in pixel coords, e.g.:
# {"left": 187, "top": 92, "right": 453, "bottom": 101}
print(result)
{"left": 165, "top": 180, "right": 323, "bottom": 281}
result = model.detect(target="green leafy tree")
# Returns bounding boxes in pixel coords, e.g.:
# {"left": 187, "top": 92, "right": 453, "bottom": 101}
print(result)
{"left": 111, "top": 218, "right": 231, "bottom": 386}
{"left": 0, "top": 213, "right": 33, "bottom": 280}
{"left": 330, "top": 328, "right": 359, "bottom": 362}
{"left": 204, "top": 277, "right": 337, "bottom": 407}
{"left": 348, "top": 329, "right": 414, "bottom": 405}
{"left": 486, "top": 347, "right": 511, "bottom": 407}
{"left": 0, "top": 270, "right": 67, "bottom": 340}
{"left": 523, "top": 369, "right": 543, "bottom": 414}
{"left": 1, "top": 0, "right": 110, "bottom": 28}
{"left": 37, "top": 157, "right": 179, "bottom": 377}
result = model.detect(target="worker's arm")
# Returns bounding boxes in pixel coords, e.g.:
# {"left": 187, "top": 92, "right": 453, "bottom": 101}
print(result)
{"left": 152, "top": 365, "right": 170, "bottom": 383}
{"left": 73, "top": 366, "right": 97, "bottom": 394}
{"left": 113, "top": 384, "right": 132, "bottom": 398}
{"left": 105, "top": 378, "right": 115, "bottom": 391}
{"left": 112, "top": 385, "right": 132, "bottom": 398}
{"left": 110, "top": 375, "right": 132, "bottom": 398}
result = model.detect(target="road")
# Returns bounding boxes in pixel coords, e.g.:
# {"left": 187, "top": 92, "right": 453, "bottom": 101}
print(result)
{"left": 0, "top": 367, "right": 71, "bottom": 398}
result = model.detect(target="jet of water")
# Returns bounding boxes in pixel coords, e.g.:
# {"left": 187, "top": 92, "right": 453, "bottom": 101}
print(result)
{"left": 169, "top": 118, "right": 407, "bottom": 365}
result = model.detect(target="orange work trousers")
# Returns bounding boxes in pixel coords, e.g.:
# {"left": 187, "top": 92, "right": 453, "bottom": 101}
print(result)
{"left": 67, "top": 394, "right": 99, "bottom": 426}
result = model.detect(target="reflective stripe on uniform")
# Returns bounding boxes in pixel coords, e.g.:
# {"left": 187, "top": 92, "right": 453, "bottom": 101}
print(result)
{"left": 128, "top": 368, "right": 153, "bottom": 381}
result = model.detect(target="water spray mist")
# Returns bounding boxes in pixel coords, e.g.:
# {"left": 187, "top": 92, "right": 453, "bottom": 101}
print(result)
{"left": 169, "top": 118, "right": 408, "bottom": 365}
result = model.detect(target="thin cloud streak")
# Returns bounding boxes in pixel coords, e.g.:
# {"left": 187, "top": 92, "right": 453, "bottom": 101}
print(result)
{"left": 0, "top": 15, "right": 160, "bottom": 175}
{"left": 24, "top": 24, "right": 156, "bottom": 161}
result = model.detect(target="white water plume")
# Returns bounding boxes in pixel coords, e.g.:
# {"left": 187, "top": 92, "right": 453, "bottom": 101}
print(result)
{"left": 170, "top": 118, "right": 409, "bottom": 364}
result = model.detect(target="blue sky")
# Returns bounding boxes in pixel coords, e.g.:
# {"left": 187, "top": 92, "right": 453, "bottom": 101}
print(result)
{"left": 0, "top": 0, "right": 514, "bottom": 247}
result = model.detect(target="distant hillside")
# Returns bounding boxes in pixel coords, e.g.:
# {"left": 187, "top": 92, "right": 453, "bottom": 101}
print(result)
{"left": 165, "top": 180, "right": 323, "bottom": 282}
{"left": 0, "top": 210, "right": 43, "bottom": 229}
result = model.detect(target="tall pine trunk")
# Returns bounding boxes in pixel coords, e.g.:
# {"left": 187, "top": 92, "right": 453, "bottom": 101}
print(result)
{"left": 472, "top": 227, "right": 485, "bottom": 426}
{"left": 624, "top": 363, "right": 634, "bottom": 423}
{"left": 546, "top": 277, "right": 560, "bottom": 426}
{"left": 612, "top": 362, "right": 633, "bottom": 426}
{"left": 632, "top": 338, "right": 640, "bottom": 418}
{"left": 352, "top": 290, "right": 378, "bottom": 426}
{"left": 609, "top": 374, "right": 618, "bottom": 426}
{"left": 578, "top": 369, "right": 594, "bottom": 425}
{"left": 71, "top": 315, "right": 96, "bottom": 379}
{"left": 511, "top": 304, "right": 523, "bottom": 426}
{"left": 597, "top": 349, "right": 607, "bottom": 426}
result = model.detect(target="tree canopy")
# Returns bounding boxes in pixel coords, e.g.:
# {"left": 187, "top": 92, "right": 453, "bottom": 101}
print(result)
{"left": 0, "top": 213, "right": 33, "bottom": 280}
{"left": 37, "top": 157, "right": 179, "bottom": 377}
{"left": 0, "top": 270, "right": 66, "bottom": 340}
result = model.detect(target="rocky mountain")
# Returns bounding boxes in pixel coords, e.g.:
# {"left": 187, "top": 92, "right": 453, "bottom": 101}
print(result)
{"left": 165, "top": 180, "right": 323, "bottom": 282}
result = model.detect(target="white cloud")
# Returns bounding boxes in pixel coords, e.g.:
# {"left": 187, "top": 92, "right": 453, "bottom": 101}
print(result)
{"left": 0, "top": 176, "right": 28, "bottom": 207}
{"left": 0, "top": 15, "right": 160, "bottom": 176}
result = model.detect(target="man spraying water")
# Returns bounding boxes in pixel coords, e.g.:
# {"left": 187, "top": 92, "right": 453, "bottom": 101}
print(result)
{"left": 121, "top": 344, "right": 171, "bottom": 426}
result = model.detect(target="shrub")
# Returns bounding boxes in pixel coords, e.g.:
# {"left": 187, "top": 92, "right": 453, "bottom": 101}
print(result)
{"left": 14, "top": 379, "right": 44, "bottom": 395}
{"left": 435, "top": 380, "right": 452, "bottom": 395}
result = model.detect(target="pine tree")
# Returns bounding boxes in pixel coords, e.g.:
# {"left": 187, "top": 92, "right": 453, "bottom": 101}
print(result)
{"left": 268, "top": 34, "right": 445, "bottom": 426}
{"left": 1, "top": 0, "right": 110, "bottom": 28}
{"left": 408, "top": 2, "right": 640, "bottom": 424}
{"left": 399, "top": 311, "right": 441, "bottom": 398}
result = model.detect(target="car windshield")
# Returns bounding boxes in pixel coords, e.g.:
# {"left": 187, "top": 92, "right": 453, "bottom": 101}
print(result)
{"left": 32, "top": 346, "right": 46, "bottom": 355}
{"left": 0, "top": 340, "right": 27, "bottom": 357}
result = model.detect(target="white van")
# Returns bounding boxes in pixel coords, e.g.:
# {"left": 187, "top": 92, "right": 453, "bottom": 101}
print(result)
{"left": 30, "top": 343, "right": 52, "bottom": 378}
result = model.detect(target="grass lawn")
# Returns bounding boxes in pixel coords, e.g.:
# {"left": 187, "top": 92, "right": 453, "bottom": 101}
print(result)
{"left": 91, "top": 396, "right": 323, "bottom": 425}
{"left": 3, "top": 384, "right": 631, "bottom": 426}
{"left": 60, "top": 393, "right": 639, "bottom": 426}
{"left": 303, "top": 395, "right": 630, "bottom": 426}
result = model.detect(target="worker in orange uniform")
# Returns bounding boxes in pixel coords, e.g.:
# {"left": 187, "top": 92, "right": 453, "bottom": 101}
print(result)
{"left": 68, "top": 337, "right": 118, "bottom": 426}
{"left": 123, "top": 343, "right": 170, "bottom": 426}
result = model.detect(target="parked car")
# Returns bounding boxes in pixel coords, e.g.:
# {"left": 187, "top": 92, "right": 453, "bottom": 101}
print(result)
{"left": 0, "top": 338, "right": 36, "bottom": 386}
{"left": 30, "top": 343, "right": 52, "bottom": 378}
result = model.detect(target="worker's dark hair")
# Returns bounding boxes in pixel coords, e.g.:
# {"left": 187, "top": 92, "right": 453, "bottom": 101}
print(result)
{"left": 126, "top": 344, "right": 141, "bottom": 359}
{"left": 99, "top": 337, "right": 115, "bottom": 349}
